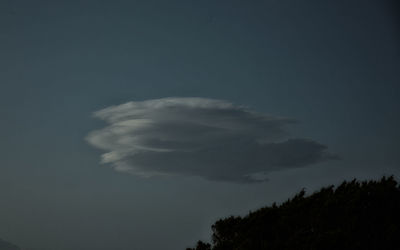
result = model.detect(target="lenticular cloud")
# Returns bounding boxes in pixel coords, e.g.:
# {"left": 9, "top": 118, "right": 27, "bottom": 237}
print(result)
{"left": 86, "top": 97, "right": 336, "bottom": 182}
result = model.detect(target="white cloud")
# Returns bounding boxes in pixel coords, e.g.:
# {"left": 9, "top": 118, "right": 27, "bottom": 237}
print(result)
{"left": 86, "top": 97, "right": 336, "bottom": 182}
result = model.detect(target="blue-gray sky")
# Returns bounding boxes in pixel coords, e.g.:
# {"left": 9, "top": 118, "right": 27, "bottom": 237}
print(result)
{"left": 0, "top": 0, "right": 399, "bottom": 249}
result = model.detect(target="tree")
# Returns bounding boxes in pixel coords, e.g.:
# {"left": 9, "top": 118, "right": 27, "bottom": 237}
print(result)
{"left": 187, "top": 176, "right": 400, "bottom": 250}
{"left": 186, "top": 241, "right": 211, "bottom": 250}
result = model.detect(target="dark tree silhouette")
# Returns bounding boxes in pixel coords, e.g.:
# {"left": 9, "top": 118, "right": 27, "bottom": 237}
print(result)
{"left": 186, "top": 241, "right": 211, "bottom": 250}
{"left": 187, "top": 176, "right": 400, "bottom": 250}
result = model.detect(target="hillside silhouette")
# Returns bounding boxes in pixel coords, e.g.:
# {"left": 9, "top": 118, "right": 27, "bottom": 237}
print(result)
{"left": 0, "top": 238, "right": 20, "bottom": 250}
{"left": 187, "top": 176, "right": 400, "bottom": 250}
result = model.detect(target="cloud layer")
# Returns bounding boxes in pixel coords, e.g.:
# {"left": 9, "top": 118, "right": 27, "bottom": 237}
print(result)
{"left": 86, "top": 97, "right": 336, "bottom": 182}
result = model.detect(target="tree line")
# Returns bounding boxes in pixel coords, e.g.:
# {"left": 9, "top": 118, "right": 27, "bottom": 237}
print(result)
{"left": 187, "top": 176, "right": 400, "bottom": 250}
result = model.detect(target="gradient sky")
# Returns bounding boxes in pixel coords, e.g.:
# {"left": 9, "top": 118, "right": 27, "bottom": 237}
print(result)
{"left": 1, "top": 1, "right": 399, "bottom": 249}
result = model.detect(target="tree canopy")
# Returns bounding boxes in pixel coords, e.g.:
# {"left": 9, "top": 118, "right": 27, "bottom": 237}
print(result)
{"left": 187, "top": 176, "right": 400, "bottom": 250}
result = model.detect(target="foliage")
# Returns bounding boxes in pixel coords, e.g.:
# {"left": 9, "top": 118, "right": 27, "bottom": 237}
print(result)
{"left": 187, "top": 176, "right": 400, "bottom": 250}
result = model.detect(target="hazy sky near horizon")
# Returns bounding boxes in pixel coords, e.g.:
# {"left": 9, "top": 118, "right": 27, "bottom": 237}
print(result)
{"left": 0, "top": 0, "right": 399, "bottom": 249}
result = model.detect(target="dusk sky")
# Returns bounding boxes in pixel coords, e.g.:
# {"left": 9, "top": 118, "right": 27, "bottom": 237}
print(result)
{"left": 1, "top": 1, "right": 399, "bottom": 249}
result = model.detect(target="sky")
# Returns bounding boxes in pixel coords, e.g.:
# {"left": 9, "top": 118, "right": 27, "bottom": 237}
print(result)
{"left": 0, "top": 0, "right": 399, "bottom": 249}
